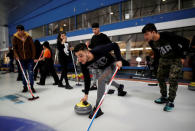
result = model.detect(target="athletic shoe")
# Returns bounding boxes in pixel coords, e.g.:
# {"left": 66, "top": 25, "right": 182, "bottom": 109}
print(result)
{"left": 163, "top": 101, "right": 174, "bottom": 112}
{"left": 58, "top": 83, "right": 66, "bottom": 88}
{"left": 22, "top": 86, "right": 28, "bottom": 93}
{"left": 107, "top": 89, "right": 115, "bottom": 94}
{"left": 37, "top": 82, "right": 45, "bottom": 85}
{"left": 53, "top": 82, "right": 58, "bottom": 85}
{"left": 154, "top": 97, "right": 168, "bottom": 104}
{"left": 65, "top": 84, "right": 73, "bottom": 89}
{"left": 82, "top": 84, "right": 97, "bottom": 92}
{"left": 89, "top": 107, "right": 104, "bottom": 119}
{"left": 17, "top": 77, "right": 22, "bottom": 81}
{"left": 90, "top": 84, "right": 97, "bottom": 90}
{"left": 118, "top": 84, "right": 127, "bottom": 96}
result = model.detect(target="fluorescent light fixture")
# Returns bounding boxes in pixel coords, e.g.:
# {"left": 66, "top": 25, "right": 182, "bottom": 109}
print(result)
{"left": 120, "top": 47, "right": 152, "bottom": 51}
{"left": 120, "top": 49, "right": 126, "bottom": 51}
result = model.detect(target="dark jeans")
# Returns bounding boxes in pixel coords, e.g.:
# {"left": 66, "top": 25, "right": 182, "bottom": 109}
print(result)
{"left": 20, "top": 59, "right": 34, "bottom": 87}
{"left": 9, "top": 59, "right": 14, "bottom": 72}
{"left": 59, "top": 63, "right": 70, "bottom": 85}
{"left": 40, "top": 60, "right": 59, "bottom": 84}
{"left": 16, "top": 61, "right": 22, "bottom": 80}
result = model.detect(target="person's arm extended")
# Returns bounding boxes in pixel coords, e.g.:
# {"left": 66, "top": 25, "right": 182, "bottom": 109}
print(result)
{"left": 81, "top": 64, "right": 91, "bottom": 95}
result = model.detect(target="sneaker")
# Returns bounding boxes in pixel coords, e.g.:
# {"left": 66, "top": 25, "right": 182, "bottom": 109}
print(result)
{"left": 58, "top": 83, "right": 66, "bottom": 88}
{"left": 82, "top": 84, "right": 97, "bottom": 92}
{"left": 17, "top": 77, "right": 22, "bottom": 81}
{"left": 154, "top": 97, "right": 168, "bottom": 104}
{"left": 22, "top": 86, "right": 28, "bottom": 93}
{"left": 163, "top": 101, "right": 174, "bottom": 112}
{"left": 107, "top": 89, "right": 115, "bottom": 94}
{"left": 65, "top": 84, "right": 73, "bottom": 89}
{"left": 89, "top": 107, "right": 104, "bottom": 119}
{"left": 53, "top": 82, "right": 58, "bottom": 85}
{"left": 90, "top": 84, "right": 97, "bottom": 90}
{"left": 118, "top": 84, "right": 127, "bottom": 96}
{"left": 37, "top": 82, "right": 45, "bottom": 85}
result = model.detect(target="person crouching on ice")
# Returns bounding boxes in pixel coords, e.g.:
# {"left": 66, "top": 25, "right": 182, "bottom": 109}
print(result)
{"left": 74, "top": 42, "right": 127, "bottom": 119}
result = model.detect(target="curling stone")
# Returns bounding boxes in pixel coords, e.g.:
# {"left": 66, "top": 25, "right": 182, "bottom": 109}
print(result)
{"left": 74, "top": 101, "right": 92, "bottom": 115}
{"left": 188, "top": 82, "right": 195, "bottom": 91}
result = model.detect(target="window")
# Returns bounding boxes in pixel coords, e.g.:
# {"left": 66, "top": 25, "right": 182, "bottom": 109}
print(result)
{"left": 31, "top": 26, "right": 45, "bottom": 39}
{"left": 28, "top": 0, "right": 195, "bottom": 39}
{"left": 53, "top": 21, "right": 60, "bottom": 35}
{"left": 122, "top": 0, "right": 133, "bottom": 20}
{"left": 111, "top": 4, "right": 120, "bottom": 23}
{"left": 141, "top": 0, "right": 160, "bottom": 17}
{"left": 70, "top": 16, "right": 76, "bottom": 31}
{"left": 48, "top": 23, "right": 53, "bottom": 36}
{"left": 76, "top": 14, "right": 83, "bottom": 30}
{"left": 160, "top": 0, "right": 178, "bottom": 13}
{"left": 182, "top": 0, "right": 195, "bottom": 9}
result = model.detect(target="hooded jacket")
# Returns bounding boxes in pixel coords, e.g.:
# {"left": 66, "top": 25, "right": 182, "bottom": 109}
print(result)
{"left": 12, "top": 32, "right": 36, "bottom": 60}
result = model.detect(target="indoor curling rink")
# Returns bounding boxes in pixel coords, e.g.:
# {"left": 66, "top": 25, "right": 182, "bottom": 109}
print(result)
{"left": 0, "top": 72, "right": 195, "bottom": 131}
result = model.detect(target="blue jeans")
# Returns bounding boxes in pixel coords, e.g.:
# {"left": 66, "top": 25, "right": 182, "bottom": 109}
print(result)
{"left": 20, "top": 59, "right": 34, "bottom": 87}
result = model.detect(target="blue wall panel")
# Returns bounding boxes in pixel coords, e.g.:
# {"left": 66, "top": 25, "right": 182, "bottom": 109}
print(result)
{"left": 8, "top": 0, "right": 195, "bottom": 42}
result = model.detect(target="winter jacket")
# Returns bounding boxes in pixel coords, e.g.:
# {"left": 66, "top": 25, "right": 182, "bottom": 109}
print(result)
{"left": 12, "top": 32, "right": 36, "bottom": 60}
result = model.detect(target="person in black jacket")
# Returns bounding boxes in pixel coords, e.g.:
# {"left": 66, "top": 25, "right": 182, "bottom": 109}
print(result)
{"left": 86, "top": 23, "right": 126, "bottom": 95}
{"left": 74, "top": 42, "right": 125, "bottom": 119}
{"left": 56, "top": 32, "right": 73, "bottom": 89}
{"left": 142, "top": 23, "right": 190, "bottom": 112}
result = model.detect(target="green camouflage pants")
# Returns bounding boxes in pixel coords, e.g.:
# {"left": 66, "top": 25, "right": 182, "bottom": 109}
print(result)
{"left": 157, "top": 58, "right": 182, "bottom": 102}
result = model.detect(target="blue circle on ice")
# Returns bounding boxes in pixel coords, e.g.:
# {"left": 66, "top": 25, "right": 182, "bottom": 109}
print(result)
{"left": 0, "top": 116, "right": 55, "bottom": 131}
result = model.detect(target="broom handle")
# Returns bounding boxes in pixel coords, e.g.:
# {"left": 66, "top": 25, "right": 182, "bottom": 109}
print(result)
{"left": 17, "top": 60, "right": 34, "bottom": 97}
{"left": 87, "top": 66, "right": 119, "bottom": 131}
